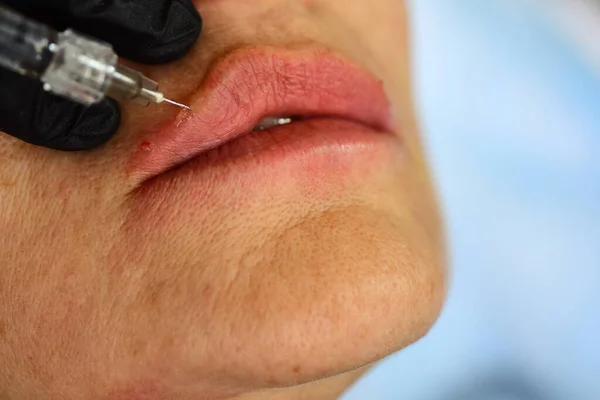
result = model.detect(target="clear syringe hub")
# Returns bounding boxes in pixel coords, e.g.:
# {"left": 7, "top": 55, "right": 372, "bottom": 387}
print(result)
{"left": 42, "top": 29, "right": 164, "bottom": 106}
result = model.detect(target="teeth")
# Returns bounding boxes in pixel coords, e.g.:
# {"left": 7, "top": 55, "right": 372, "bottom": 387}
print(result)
{"left": 253, "top": 117, "right": 293, "bottom": 131}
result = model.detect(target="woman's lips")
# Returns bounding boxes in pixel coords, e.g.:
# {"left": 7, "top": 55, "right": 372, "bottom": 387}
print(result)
{"left": 128, "top": 46, "right": 395, "bottom": 182}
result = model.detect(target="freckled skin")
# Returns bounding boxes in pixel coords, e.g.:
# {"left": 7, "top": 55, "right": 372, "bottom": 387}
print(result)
{"left": 0, "top": 1, "right": 446, "bottom": 400}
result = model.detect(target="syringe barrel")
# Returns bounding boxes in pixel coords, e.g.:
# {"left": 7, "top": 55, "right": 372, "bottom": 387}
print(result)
{"left": 0, "top": 5, "right": 162, "bottom": 107}
{"left": 0, "top": 5, "right": 56, "bottom": 77}
{"left": 0, "top": 5, "right": 117, "bottom": 105}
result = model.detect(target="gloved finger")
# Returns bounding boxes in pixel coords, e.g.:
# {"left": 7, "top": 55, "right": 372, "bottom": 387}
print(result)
{"left": 0, "top": 68, "right": 120, "bottom": 151}
{"left": 2, "top": 0, "right": 202, "bottom": 64}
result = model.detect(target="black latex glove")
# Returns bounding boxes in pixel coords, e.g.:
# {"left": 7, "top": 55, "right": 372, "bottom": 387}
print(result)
{"left": 0, "top": 0, "right": 202, "bottom": 151}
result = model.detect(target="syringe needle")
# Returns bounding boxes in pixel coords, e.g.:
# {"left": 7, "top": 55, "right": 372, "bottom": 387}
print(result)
{"left": 164, "top": 98, "right": 191, "bottom": 111}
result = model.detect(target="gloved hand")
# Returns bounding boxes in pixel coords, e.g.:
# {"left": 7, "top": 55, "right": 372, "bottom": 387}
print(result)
{"left": 0, "top": 0, "right": 202, "bottom": 151}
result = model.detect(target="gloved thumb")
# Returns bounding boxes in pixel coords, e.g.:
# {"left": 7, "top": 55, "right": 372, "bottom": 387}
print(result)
{"left": 0, "top": 68, "right": 121, "bottom": 151}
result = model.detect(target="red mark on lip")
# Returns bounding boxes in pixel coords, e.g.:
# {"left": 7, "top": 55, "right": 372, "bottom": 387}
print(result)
{"left": 141, "top": 142, "right": 152, "bottom": 152}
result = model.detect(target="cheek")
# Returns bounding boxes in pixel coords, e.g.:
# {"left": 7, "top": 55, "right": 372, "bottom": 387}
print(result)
{"left": 334, "top": 1, "right": 407, "bottom": 58}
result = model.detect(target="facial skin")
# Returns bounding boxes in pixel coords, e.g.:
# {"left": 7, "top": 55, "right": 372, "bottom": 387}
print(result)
{"left": 0, "top": 1, "right": 446, "bottom": 399}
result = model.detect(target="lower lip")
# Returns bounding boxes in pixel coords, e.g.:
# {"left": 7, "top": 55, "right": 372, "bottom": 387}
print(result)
{"left": 132, "top": 118, "right": 401, "bottom": 202}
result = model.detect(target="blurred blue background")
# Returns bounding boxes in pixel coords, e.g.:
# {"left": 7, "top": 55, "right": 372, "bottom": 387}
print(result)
{"left": 344, "top": 1, "right": 600, "bottom": 399}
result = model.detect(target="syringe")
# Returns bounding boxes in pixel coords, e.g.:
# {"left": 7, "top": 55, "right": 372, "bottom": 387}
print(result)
{"left": 0, "top": 4, "right": 190, "bottom": 110}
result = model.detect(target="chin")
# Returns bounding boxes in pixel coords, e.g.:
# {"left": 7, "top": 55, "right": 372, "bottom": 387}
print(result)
{"left": 148, "top": 203, "right": 446, "bottom": 397}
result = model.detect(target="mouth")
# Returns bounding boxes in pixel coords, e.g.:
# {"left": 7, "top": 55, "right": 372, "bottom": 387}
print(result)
{"left": 252, "top": 116, "right": 294, "bottom": 131}
{"left": 128, "top": 46, "right": 396, "bottom": 184}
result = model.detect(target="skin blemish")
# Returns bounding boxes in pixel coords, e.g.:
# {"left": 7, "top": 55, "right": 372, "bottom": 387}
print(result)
{"left": 202, "top": 284, "right": 213, "bottom": 298}
{"left": 141, "top": 142, "right": 153, "bottom": 152}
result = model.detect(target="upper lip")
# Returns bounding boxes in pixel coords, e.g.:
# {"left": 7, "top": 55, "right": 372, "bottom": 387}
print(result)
{"left": 128, "top": 46, "right": 395, "bottom": 182}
